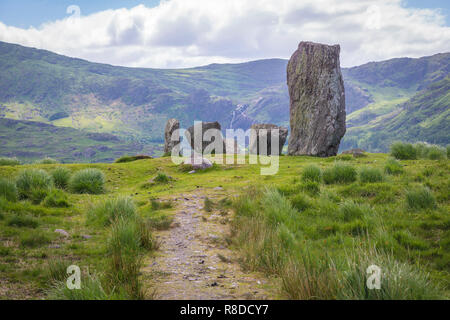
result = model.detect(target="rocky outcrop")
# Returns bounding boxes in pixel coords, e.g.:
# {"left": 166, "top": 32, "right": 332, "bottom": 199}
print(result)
{"left": 341, "top": 148, "right": 366, "bottom": 158}
{"left": 249, "top": 124, "right": 288, "bottom": 155}
{"left": 287, "top": 41, "right": 346, "bottom": 157}
{"left": 185, "top": 121, "right": 225, "bottom": 154}
{"left": 164, "top": 119, "right": 180, "bottom": 155}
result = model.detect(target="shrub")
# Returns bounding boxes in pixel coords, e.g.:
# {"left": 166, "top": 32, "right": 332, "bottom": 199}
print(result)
{"left": 7, "top": 214, "right": 39, "bottom": 228}
{"left": 87, "top": 197, "right": 137, "bottom": 226}
{"left": 69, "top": 169, "right": 105, "bottom": 194}
{"left": 390, "top": 142, "right": 417, "bottom": 160}
{"left": 426, "top": 145, "right": 446, "bottom": 160}
{"left": 384, "top": 158, "right": 403, "bottom": 175}
{"left": 36, "top": 157, "right": 59, "bottom": 164}
{"left": 43, "top": 190, "right": 70, "bottom": 208}
{"left": 16, "top": 169, "right": 53, "bottom": 200}
{"left": 301, "top": 165, "right": 322, "bottom": 183}
{"left": 115, "top": 155, "right": 152, "bottom": 163}
{"left": 359, "top": 167, "right": 384, "bottom": 183}
{"left": 0, "top": 178, "right": 18, "bottom": 202}
{"left": 447, "top": 145, "right": 450, "bottom": 159}
{"left": 406, "top": 187, "right": 436, "bottom": 210}
{"left": 51, "top": 167, "right": 71, "bottom": 189}
{"left": 0, "top": 157, "right": 21, "bottom": 166}
{"left": 323, "top": 163, "right": 357, "bottom": 184}
{"left": 19, "top": 231, "right": 51, "bottom": 247}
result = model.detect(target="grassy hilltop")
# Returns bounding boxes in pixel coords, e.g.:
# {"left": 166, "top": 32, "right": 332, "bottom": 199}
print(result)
{"left": 0, "top": 150, "right": 448, "bottom": 299}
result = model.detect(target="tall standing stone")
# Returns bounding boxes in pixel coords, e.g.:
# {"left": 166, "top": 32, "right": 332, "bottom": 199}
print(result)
{"left": 164, "top": 118, "right": 180, "bottom": 155}
{"left": 287, "top": 41, "right": 346, "bottom": 157}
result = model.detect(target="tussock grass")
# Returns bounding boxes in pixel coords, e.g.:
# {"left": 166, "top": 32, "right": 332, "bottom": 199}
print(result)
{"left": 406, "top": 187, "right": 436, "bottom": 210}
{"left": 19, "top": 231, "right": 51, "bottom": 248}
{"left": 0, "top": 157, "right": 21, "bottom": 166}
{"left": 7, "top": 214, "right": 39, "bottom": 228}
{"left": 45, "top": 259, "right": 73, "bottom": 283}
{"left": 16, "top": 169, "right": 53, "bottom": 201}
{"left": 0, "top": 178, "right": 18, "bottom": 202}
{"left": 51, "top": 167, "right": 71, "bottom": 189}
{"left": 301, "top": 165, "right": 322, "bottom": 183}
{"left": 384, "top": 158, "right": 403, "bottom": 175}
{"left": 69, "top": 169, "right": 105, "bottom": 194}
{"left": 359, "top": 167, "right": 384, "bottom": 183}
{"left": 150, "top": 199, "right": 173, "bottom": 210}
{"left": 36, "top": 157, "right": 59, "bottom": 164}
{"left": 323, "top": 163, "right": 357, "bottom": 184}
{"left": 390, "top": 142, "right": 417, "bottom": 160}
{"left": 87, "top": 197, "right": 137, "bottom": 226}
{"left": 204, "top": 197, "right": 214, "bottom": 212}
{"left": 43, "top": 189, "right": 70, "bottom": 208}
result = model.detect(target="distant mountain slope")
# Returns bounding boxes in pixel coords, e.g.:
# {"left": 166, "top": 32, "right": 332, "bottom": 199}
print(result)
{"left": 0, "top": 40, "right": 448, "bottom": 157}
{"left": 0, "top": 118, "right": 144, "bottom": 163}
{"left": 342, "top": 77, "right": 450, "bottom": 152}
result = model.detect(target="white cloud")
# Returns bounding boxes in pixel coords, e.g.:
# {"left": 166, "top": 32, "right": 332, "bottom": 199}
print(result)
{"left": 0, "top": 0, "right": 449, "bottom": 68}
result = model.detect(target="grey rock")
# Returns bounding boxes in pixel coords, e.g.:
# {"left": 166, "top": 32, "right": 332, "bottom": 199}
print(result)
{"left": 185, "top": 121, "right": 225, "bottom": 155}
{"left": 249, "top": 124, "right": 288, "bottom": 155}
{"left": 54, "top": 229, "right": 69, "bottom": 237}
{"left": 287, "top": 41, "right": 346, "bottom": 157}
{"left": 184, "top": 155, "right": 213, "bottom": 170}
{"left": 164, "top": 119, "right": 180, "bottom": 155}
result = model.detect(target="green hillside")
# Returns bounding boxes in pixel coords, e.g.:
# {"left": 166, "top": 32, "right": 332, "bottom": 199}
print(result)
{"left": 0, "top": 40, "right": 448, "bottom": 160}
{"left": 0, "top": 118, "right": 144, "bottom": 163}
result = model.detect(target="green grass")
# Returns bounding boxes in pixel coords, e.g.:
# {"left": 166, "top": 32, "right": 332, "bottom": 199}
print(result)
{"left": 7, "top": 214, "right": 39, "bottom": 228}
{"left": 359, "top": 167, "right": 384, "bottom": 183}
{"left": 323, "top": 163, "right": 357, "bottom": 184}
{"left": 301, "top": 165, "right": 322, "bottom": 183}
{"left": 51, "top": 167, "right": 71, "bottom": 189}
{"left": 0, "top": 157, "right": 21, "bottom": 166}
{"left": 0, "top": 151, "right": 448, "bottom": 300}
{"left": 0, "top": 178, "right": 18, "bottom": 202}
{"left": 36, "top": 157, "right": 58, "bottom": 164}
{"left": 87, "top": 197, "right": 137, "bottom": 226}
{"left": 15, "top": 169, "right": 53, "bottom": 201}
{"left": 68, "top": 169, "right": 105, "bottom": 194}
{"left": 406, "top": 187, "right": 437, "bottom": 210}
{"left": 43, "top": 189, "right": 70, "bottom": 208}
{"left": 384, "top": 158, "right": 404, "bottom": 175}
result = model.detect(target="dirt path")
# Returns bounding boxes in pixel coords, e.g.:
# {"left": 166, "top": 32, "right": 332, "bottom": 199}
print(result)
{"left": 142, "top": 189, "right": 277, "bottom": 300}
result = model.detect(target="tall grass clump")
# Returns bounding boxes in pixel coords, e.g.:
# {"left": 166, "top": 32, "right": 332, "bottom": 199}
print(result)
{"left": 301, "top": 165, "right": 322, "bottom": 183}
{"left": 153, "top": 172, "right": 170, "bottom": 183}
{"left": 390, "top": 142, "right": 417, "bottom": 160}
{"left": 43, "top": 189, "right": 70, "bottom": 208}
{"left": 384, "top": 158, "right": 403, "bottom": 175}
{"left": 7, "top": 214, "right": 39, "bottom": 228}
{"left": 36, "top": 157, "right": 59, "bottom": 164}
{"left": 0, "top": 178, "right": 18, "bottom": 202}
{"left": 106, "top": 218, "right": 146, "bottom": 299}
{"left": 16, "top": 169, "right": 53, "bottom": 201}
{"left": 51, "top": 167, "right": 71, "bottom": 189}
{"left": 47, "top": 273, "right": 127, "bottom": 300}
{"left": 414, "top": 142, "right": 447, "bottom": 160}
{"left": 69, "top": 169, "right": 105, "bottom": 194}
{"left": 323, "top": 163, "right": 357, "bottom": 184}
{"left": 87, "top": 197, "right": 137, "bottom": 226}
{"left": 359, "top": 167, "right": 384, "bottom": 183}
{"left": 338, "top": 245, "right": 442, "bottom": 299}
{"left": 0, "top": 157, "right": 21, "bottom": 166}
{"left": 406, "top": 187, "right": 436, "bottom": 210}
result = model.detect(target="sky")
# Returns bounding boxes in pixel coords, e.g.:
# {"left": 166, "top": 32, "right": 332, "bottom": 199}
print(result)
{"left": 0, "top": 0, "right": 449, "bottom": 68}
